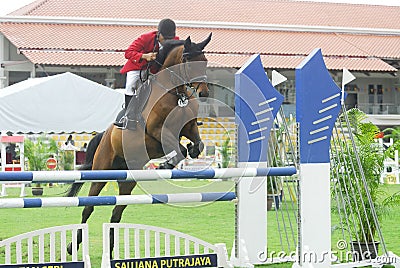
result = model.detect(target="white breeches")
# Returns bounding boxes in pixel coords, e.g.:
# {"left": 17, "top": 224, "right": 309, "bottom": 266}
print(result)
{"left": 125, "top": 70, "right": 141, "bottom": 96}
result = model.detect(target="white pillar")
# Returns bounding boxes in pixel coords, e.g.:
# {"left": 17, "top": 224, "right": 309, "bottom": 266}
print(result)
{"left": 0, "top": 137, "right": 5, "bottom": 171}
{"left": 294, "top": 163, "right": 331, "bottom": 268}
{"left": 0, "top": 34, "right": 7, "bottom": 89}
{"left": 234, "top": 162, "right": 267, "bottom": 267}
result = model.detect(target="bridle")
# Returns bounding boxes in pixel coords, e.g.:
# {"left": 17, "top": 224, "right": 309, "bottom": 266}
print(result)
{"left": 153, "top": 48, "right": 208, "bottom": 107}
{"left": 154, "top": 45, "right": 207, "bottom": 147}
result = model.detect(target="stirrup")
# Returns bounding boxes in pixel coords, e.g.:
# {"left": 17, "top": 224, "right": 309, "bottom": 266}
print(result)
{"left": 114, "top": 116, "right": 127, "bottom": 129}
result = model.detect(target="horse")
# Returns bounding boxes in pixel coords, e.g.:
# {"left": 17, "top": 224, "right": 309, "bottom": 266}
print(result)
{"left": 66, "top": 33, "right": 212, "bottom": 255}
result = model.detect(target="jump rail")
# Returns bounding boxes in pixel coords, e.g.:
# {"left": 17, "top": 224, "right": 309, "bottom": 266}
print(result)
{"left": 0, "top": 192, "right": 237, "bottom": 209}
{"left": 0, "top": 167, "right": 296, "bottom": 183}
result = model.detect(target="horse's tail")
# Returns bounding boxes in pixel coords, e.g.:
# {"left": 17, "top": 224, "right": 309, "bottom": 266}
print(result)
{"left": 65, "top": 132, "right": 104, "bottom": 197}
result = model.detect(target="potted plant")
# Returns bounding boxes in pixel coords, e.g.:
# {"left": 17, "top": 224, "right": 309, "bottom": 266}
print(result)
{"left": 332, "top": 108, "right": 400, "bottom": 260}
{"left": 218, "top": 131, "right": 235, "bottom": 168}
{"left": 59, "top": 149, "right": 75, "bottom": 170}
{"left": 24, "top": 135, "right": 58, "bottom": 195}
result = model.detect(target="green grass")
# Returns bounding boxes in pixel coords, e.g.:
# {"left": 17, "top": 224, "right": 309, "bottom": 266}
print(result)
{"left": 0, "top": 181, "right": 237, "bottom": 267}
{"left": 1, "top": 182, "right": 399, "bottom": 267}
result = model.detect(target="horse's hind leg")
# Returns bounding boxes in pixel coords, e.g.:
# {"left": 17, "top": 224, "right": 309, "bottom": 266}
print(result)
{"left": 109, "top": 181, "right": 137, "bottom": 256}
{"left": 67, "top": 182, "right": 107, "bottom": 255}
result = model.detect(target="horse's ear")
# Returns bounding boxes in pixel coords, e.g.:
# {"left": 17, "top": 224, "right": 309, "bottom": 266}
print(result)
{"left": 184, "top": 36, "right": 192, "bottom": 51}
{"left": 197, "top": 33, "right": 212, "bottom": 51}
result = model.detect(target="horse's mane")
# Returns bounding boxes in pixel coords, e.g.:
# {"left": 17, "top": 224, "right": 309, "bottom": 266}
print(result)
{"left": 155, "top": 40, "right": 185, "bottom": 68}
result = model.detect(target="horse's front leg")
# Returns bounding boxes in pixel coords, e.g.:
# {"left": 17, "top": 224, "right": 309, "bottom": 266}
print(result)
{"left": 67, "top": 182, "right": 107, "bottom": 255}
{"left": 149, "top": 127, "right": 187, "bottom": 169}
{"left": 182, "top": 120, "right": 204, "bottom": 159}
{"left": 158, "top": 142, "right": 188, "bottom": 169}
{"left": 187, "top": 140, "right": 204, "bottom": 159}
{"left": 109, "top": 181, "right": 137, "bottom": 257}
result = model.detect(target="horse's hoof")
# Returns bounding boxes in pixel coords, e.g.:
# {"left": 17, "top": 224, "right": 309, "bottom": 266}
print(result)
{"left": 67, "top": 242, "right": 79, "bottom": 255}
{"left": 157, "top": 162, "right": 175, "bottom": 169}
{"left": 187, "top": 143, "right": 197, "bottom": 158}
{"left": 187, "top": 142, "right": 193, "bottom": 151}
{"left": 188, "top": 141, "right": 204, "bottom": 159}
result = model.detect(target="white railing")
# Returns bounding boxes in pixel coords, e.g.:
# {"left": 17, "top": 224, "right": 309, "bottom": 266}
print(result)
{"left": 356, "top": 103, "right": 400, "bottom": 115}
{"left": 0, "top": 224, "right": 90, "bottom": 267}
{"left": 101, "top": 223, "right": 232, "bottom": 268}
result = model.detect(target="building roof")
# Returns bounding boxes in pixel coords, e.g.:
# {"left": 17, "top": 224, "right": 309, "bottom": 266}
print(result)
{"left": 15, "top": 50, "right": 396, "bottom": 72}
{"left": 1, "top": 0, "right": 400, "bottom": 72}
{"left": 9, "top": 0, "right": 400, "bottom": 30}
{"left": 208, "top": 54, "right": 397, "bottom": 72}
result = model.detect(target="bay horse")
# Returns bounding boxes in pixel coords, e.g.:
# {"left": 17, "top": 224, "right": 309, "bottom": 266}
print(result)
{"left": 66, "top": 34, "right": 212, "bottom": 255}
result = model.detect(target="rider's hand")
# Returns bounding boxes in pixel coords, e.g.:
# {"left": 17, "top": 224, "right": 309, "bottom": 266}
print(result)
{"left": 142, "top": 52, "right": 157, "bottom": 61}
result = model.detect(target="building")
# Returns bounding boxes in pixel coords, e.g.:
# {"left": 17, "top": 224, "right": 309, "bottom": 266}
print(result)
{"left": 1, "top": 0, "right": 400, "bottom": 125}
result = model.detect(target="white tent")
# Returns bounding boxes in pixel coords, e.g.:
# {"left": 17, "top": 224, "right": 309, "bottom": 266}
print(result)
{"left": 0, "top": 72, "right": 124, "bottom": 133}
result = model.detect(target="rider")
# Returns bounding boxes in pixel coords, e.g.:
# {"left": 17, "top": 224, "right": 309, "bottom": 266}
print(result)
{"left": 115, "top": 18, "right": 179, "bottom": 130}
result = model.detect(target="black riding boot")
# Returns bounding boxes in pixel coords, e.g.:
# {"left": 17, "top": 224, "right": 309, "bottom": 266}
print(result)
{"left": 124, "top": 95, "right": 140, "bottom": 130}
{"left": 125, "top": 94, "right": 133, "bottom": 107}
{"left": 114, "top": 94, "right": 133, "bottom": 128}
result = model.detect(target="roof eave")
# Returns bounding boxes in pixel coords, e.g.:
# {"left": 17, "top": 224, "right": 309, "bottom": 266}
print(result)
{"left": 1, "top": 16, "right": 400, "bottom": 36}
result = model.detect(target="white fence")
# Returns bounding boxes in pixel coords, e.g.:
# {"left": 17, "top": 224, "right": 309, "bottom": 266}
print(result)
{"left": 101, "top": 223, "right": 232, "bottom": 268}
{"left": 0, "top": 224, "right": 90, "bottom": 268}
{"left": 1, "top": 223, "right": 231, "bottom": 268}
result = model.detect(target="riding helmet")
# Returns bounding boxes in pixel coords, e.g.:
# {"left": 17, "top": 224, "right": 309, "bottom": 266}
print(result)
{"left": 158, "top": 18, "right": 176, "bottom": 39}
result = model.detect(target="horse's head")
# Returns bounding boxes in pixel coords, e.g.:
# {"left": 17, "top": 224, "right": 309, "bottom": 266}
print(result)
{"left": 182, "top": 33, "right": 212, "bottom": 101}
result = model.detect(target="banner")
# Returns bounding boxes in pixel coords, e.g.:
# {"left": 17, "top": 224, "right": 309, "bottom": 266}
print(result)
{"left": 111, "top": 253, "right": 218, "bottom": 268}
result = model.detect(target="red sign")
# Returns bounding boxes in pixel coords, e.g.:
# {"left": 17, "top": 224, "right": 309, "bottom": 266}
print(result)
{"left": 46, "top": 158, "right": 57, "bottom": 170}
{"left": 5, "top": 167, "right": 22, "bottom": 171}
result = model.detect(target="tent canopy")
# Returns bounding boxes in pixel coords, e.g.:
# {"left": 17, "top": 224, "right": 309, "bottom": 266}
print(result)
{"left": 0, "top": 72, "right": 123, "bottom": 133}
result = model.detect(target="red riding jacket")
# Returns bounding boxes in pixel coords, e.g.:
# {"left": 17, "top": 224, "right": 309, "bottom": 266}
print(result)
{"left": 120, "top": 31, "right": 178, "bottom": 74}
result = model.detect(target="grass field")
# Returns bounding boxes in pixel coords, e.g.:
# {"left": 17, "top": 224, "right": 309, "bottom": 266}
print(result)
{"left": 0, "top": 181, "right": 399, "bottom": 267}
